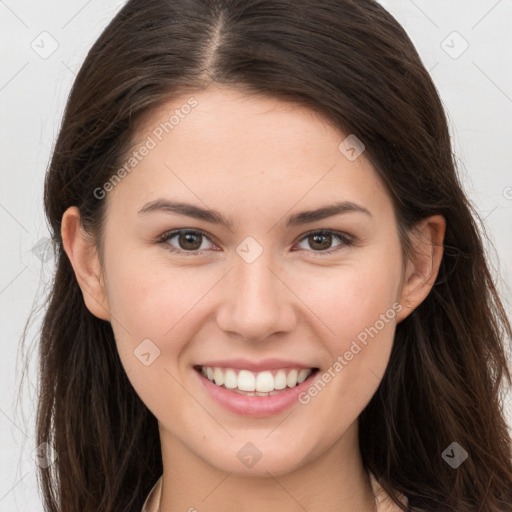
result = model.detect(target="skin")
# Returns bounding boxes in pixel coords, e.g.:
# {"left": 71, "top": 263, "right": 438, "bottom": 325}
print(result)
{"left": 61, "top": 84, "right": 445, "bottom": 512}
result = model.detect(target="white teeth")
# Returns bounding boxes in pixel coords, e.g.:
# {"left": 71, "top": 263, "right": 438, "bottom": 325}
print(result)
{"left": 286, "top": 369, "right": 298, "bottom": 388}
{"left": 199, "top": 366, "right": 314, "bottom": 393}
{"left": 213, "top": 367, "right": 224, "bottom": 386}
{"left": 238, "top": 370, "right": 256, "bottom": 391}
{"left": 255, "top": 371, "right": 274, "bottom": 392}
{"left": 224, "top": 369, "right": 238, "bottom": 389}
{"left": 297, "top": 369, "right": 311, "bottom": 384}
{"left": 274, "top": 369, "right": 287, "bottom": 390}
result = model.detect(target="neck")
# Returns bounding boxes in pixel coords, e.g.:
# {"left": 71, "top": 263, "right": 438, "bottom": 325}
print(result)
{"left": 156, "top": 421, "right": 376, "bottom": 512}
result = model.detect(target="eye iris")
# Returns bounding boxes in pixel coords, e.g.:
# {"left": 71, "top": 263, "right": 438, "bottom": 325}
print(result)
{"left": 310, "top": 233, "right": 332, "bottom": 250}
{"left": 179, "top": 231, "right": 202, "bottom": 250}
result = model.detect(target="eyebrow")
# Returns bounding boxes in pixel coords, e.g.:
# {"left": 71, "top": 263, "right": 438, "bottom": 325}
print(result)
{"left": 138, "top": 199, "right": 372, "bottom": 229}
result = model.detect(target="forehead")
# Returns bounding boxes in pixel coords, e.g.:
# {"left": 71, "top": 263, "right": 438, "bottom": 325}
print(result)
{"left": 105, "top": 85, "right": 392, "bottom": 221}
{"left": 134, "top": 85, "right": 341, "bottom": 156}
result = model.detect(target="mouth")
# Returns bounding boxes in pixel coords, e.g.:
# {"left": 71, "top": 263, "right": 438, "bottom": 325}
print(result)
{"left": 193, "top": 365, "right": 321, "bottom": 397}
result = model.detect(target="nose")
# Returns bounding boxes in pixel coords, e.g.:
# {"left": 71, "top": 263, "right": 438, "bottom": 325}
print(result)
{"left": 215, "top": 251, "right": 297, "bottom": 342}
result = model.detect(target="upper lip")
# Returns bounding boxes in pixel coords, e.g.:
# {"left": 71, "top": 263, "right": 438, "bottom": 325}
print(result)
{"left": 196, "top": 358, "right": 318, "bottom": 373}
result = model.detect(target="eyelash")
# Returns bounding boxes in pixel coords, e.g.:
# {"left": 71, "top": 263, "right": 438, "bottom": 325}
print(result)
{"left": 156, "top": 228, "right": 355, "bottom": 256}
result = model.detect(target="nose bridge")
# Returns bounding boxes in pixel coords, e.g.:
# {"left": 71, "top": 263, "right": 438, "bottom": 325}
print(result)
{"left": 216, "top": 242, "right": 295, "bottom": 341}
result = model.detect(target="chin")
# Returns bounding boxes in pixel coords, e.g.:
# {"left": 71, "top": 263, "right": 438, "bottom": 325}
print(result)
{"left": 204, "top": 437, "right": 314, "bottom": 477}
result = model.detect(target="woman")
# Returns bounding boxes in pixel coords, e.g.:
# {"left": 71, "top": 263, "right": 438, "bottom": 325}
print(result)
{"left": 35, "top": 0, "right": 512, "bottom": 511}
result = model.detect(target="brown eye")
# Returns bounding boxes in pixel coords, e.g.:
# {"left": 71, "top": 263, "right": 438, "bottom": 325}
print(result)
{"left": 159, "top": 229, "right": 215, "bottom": 254}
{"left": 295, "top": 230, "right": 353, "bottom": 253}
{"left": 158, "top": 228, "right": 353, "bottom": 256}
{"left": 308, "top": 233, "right": 333, "bottom": 250}
{"left": 177, "top": 231, "right": 203, "bottom": 251}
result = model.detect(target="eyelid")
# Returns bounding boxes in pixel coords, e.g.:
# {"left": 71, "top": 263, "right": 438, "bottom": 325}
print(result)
{"left": 157, "top": 228, "right": 354, "bottom": 255}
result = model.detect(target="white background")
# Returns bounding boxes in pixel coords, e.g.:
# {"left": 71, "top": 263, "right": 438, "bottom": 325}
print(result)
{"left": 1, "top": 1, "right": 511, "bottom": 509}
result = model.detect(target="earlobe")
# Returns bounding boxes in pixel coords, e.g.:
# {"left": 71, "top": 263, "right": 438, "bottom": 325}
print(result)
{"left": 61, "top": 206, "right": 111, "bottom": 321}
{"left": 397, "top": 215, "right": 446, "bottom": 322}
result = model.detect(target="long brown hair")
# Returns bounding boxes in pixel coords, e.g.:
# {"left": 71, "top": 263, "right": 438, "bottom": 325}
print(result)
{"left": 26, "top": 0, "right": 512, "bottom": 510}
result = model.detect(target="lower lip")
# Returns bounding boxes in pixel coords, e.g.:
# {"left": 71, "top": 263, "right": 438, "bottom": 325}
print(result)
{"left": 194, "top": 368, "right": 319, "bottom": 418}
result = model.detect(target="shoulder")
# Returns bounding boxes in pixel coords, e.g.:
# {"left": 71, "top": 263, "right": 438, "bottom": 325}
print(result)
{"left": 369, "top": 471, "right": 409, "bottom": 512}
{"left": 140, "top": 472, "right": 407, "bottom": 512}
{"left": 140, "top": 475, "right": 162, "bottom": 512}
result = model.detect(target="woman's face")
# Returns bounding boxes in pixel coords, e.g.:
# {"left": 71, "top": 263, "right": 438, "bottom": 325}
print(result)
{"left": 79, "top": 85, "right": 416, "bottom": 476}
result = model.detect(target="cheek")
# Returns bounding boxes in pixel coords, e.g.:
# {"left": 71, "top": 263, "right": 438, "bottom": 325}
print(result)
{"left": 103, "top": 239, "right": 210, "bottom": 341}
{"left": 100, "top": 243, "right": 203, "bottom": 394}
{"left": 103, "top": 256, "right": 204, "bottom": 419}
{"left": 294, "top": 248, "right": 402, "bottom": 408}
{"left": 300, "top": 250, "right": 402, "bottom": 348}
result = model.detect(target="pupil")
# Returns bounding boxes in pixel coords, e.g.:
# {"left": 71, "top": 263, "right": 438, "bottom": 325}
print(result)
{"left": 180, "top": 232, "right": 201, "bottom": 250}
{"left": 311, "top": 234, "right": 330, "bottom": 250}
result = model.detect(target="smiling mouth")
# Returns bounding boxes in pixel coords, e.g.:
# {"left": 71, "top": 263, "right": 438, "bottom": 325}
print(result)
{"left": 193, "top": 365, "right": 320, "bottom": 396}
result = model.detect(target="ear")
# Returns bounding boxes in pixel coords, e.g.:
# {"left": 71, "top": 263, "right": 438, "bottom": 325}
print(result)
{"left": 61, "top": 206, "right": 110, "bottom": 321}
{"left": 396, "top": 215, "right": 445, "bottom": 323}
